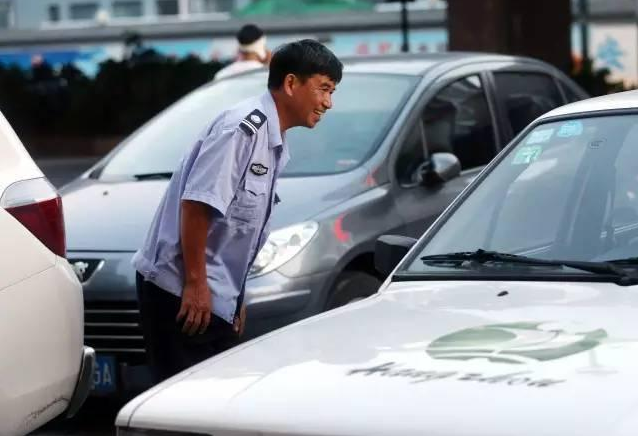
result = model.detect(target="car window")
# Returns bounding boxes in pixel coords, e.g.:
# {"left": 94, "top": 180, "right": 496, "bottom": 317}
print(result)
{"left": 282, "top": 75, "right": 417, "bottom": 176}
{"left": 395, "top": 121, "right": 426, "bottom": 185}
{"left": 403, "top": 114, "right": 638, "bottom": 275}
{"left": 611, "top": 125, "right": 638, "bottom": 229}
{"left": 421, "top": 75, "right": 497, "bottom": 170}
{"left": 488, "top": 138, "right": 587, "bottom": 253}
{"left": 494, "top": 72, "right": 563, "bottom": 137}
{"left": 99, "top": 73, "right": 418, "bottom": 179}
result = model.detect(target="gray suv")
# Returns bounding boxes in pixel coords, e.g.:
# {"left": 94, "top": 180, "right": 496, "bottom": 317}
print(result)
{"left": 60, "top": 52, "right": 587, "bottom": 395}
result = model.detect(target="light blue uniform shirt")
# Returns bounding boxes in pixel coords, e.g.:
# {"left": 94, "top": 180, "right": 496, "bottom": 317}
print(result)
{"left": 132, "top": 91, "right": 289, "bottom": 324}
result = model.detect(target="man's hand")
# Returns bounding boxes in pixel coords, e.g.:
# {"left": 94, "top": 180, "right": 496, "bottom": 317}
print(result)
{"left": 176, "top": 281, "right": 212, "bottom": 336}
{"left": 233, "top": 304, "right": 247, "bottom": 336}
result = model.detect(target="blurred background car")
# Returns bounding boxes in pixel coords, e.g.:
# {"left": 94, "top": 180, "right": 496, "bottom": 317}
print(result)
{"left": 60, "top": 52, "right": 586, "bottom": 396}
{"left": 0, "top": 110, "right": 94, "bottom": 435}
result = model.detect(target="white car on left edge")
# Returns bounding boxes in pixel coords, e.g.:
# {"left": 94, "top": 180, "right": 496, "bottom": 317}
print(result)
{"left": 117, "top": 90, "right": 638, "bottom": 436}
{"left": 0, "top": 110, "right": 94, "bottom": 436}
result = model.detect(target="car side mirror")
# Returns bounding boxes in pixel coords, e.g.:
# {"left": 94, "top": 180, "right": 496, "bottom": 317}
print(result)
{"left": 421, "top": 152, "right": 461, "bottom": 186}
{"left": 375, "top": 235, "right": 417, "bottom": 277}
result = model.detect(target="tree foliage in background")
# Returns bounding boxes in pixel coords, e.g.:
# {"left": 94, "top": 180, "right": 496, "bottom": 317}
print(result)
{"left": 0, "top": 44, "right": 225, "bottom": 141}
{"left": 569, "top": 57, "right": 631, "bottom": 97}
{"left": 0, "top": 40, "right": 632, "bottom": 148}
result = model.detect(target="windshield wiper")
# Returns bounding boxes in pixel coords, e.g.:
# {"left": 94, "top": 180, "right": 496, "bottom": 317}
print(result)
{"left": 420, "top": 249, "right": 638, "bottom": 285}
{"left": 133, "top": 172, "right": 173, "bottom": 180}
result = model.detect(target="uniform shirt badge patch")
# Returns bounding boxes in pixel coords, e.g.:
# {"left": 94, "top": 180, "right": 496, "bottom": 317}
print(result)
{"left": 250, "top": 163, "right": 268, "bottom": 176}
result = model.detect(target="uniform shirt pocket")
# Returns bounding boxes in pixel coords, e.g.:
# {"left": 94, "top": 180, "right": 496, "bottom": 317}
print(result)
{"left": 244, "top": 178, "right": 268, "bottom": 197}
{"left": 228, "top": 178, "right": 267, "bottom": 224}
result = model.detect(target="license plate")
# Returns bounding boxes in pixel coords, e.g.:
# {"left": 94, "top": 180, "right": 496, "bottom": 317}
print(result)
{"left": 91, "top": 355, "right": 116, "bottom": 394}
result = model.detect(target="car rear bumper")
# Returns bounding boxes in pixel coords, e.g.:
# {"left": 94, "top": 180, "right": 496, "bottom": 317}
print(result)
{"left": 66, "top": 346, "right": 96, "bottom": 418}
{"left": 0, "top": 259, "right": 86, "bottom": 433}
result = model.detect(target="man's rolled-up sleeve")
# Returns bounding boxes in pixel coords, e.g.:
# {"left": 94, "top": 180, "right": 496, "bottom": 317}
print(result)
{"left": 182, "top": 127, "right": 254, "bottom": 217}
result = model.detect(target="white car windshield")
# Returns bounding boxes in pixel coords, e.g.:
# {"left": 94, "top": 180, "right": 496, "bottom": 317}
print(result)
{"left": 403, "top": 113, "right": 638, "bottom": 275}
{"left": 99, "top": 72, "right": 417, "bottom": 178}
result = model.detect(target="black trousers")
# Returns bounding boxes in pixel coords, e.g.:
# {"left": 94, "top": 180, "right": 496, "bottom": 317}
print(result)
{"left": 136, "top": 272, "right": 240, "bottom": 384}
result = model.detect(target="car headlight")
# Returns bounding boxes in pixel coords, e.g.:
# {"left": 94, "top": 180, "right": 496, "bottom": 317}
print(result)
{"left": 249, "top": 221, "right": 319, "bottom": 278}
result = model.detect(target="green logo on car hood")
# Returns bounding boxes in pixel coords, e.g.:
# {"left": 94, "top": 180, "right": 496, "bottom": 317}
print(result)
{"left": 427, "top": 322, "right": 607, "bottom": 364}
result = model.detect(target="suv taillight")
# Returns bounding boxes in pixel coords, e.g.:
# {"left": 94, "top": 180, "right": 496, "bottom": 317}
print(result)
{"left": 0, "top": 178, "right": 66, "bottom": 257}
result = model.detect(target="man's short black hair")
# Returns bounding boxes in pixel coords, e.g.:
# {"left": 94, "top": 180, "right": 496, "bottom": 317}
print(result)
{"left": 236, "top": 24, "right": 264, "bottom": 45}
{"left": 268, "top": 39, "right": 343, "bottom": 90}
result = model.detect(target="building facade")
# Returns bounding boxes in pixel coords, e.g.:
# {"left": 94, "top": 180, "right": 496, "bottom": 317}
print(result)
{"left": 0, "top": 0, "right": 636, "bottom": 85}
{"left": 0, "top": 0, "right": 419, "bottom": 30}
{"left": 4, "top": 0, "right": 258, "bottom": 29}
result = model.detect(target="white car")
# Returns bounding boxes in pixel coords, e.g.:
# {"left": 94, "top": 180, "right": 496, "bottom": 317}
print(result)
{"left": 116, "top": 90, "right": 638, "bottom": 436}
{"left": 0, "top": 111, "right": 94, "bottom": 436}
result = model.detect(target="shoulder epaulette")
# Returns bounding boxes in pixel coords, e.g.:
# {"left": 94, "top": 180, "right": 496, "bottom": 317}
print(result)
{"left": 239, "top": 109, "right": 267, "bottom": 136}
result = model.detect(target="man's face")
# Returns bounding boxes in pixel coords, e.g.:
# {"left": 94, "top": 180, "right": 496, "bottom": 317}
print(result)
{"left": 291, "top": 74, "right": 336, "bottom": 128}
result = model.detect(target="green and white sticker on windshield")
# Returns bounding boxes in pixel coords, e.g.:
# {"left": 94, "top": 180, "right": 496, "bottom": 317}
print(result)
{"left": 557, "top": 120, "right": 583, "bottom": 138}
{"left": 513, "top": 145, "right": 543, "bottom": 165}
{"left": 526, "top": 128, "right": 554, "bottom": 145}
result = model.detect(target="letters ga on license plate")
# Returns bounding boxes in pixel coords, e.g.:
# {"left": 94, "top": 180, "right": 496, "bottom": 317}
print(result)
{"left": 91, "top": 354, "right": 116, "bottom": 394}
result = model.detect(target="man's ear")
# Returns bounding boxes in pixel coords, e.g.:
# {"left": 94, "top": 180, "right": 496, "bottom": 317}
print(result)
{"left": 282, "top": 73, "right": 297, "bottom": 97}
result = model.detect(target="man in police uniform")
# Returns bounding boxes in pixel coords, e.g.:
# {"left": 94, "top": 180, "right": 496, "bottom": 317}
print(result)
{"left": 133, "top": 39, "right": 343, "bottom": 383}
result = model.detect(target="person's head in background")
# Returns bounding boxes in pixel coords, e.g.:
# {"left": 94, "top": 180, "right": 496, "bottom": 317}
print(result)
{"left": 236, "top": 24, "right": 270, "bottom": 64}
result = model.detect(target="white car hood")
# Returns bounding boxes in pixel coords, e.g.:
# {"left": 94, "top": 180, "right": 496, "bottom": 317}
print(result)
{"left": 118, "top": 280, "right": 638, "bottom": 436}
